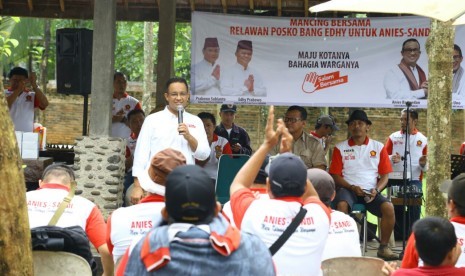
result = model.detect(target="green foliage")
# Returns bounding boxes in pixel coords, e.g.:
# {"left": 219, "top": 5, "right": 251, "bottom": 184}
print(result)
{"left": 174, "top": 23, "right": 192, "bottom": 81}
{"left": 4, "top": 18, "right": 193, "bottom": 83}
{"left": 115, "top": 22, "right": 158, "bottom": 81}
{"left": 0, "top": 16, "right": 20, "bottom": 58}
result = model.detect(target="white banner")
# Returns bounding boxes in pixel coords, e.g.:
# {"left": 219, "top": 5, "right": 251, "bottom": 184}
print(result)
{"left": 191, "top": 12, "right": 465, "bottom": 109}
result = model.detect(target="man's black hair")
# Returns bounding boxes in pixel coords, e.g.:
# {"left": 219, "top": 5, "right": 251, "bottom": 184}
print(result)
{"left": 127, "top": 109, "right": 145, "bottom": 121}
{"left": 401, "top": 38, "right": 420, "bottom": 51}
{"left": 455, "top": 44, "right": 463, "bottom": 58}
{"left": 165, "top": 77, "right": 188, "bottom": 92}
{"left": 198, "top": 112, "right": 216, "bottom": 125}
{"left": 287, "top": 105, "right": 307, "bottom": 120}
{"left": 113, "top": 71, "right": 127, "bottom": 80}
{"left": 401, "top": 108, "right": 419, "bottom": 120}
{"left": 413, "top": 217, "right": 457, "bottom": 267}
{"left": 8, "top": 67, "right": 28, "bottom": 79}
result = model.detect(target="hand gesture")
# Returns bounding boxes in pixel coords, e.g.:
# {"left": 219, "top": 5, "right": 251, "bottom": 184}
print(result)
{"left": 244, "top": 74, "right": 254, "bottom": 92}
{"left": 419, "top": 155, "right": 427, "bottom": 167}
{"left": 302, "top": 72, "right": 320, "bottom": 93}
{"left": 28, "top": 72, "right": 38, "bottom": 88}
{"left": 231, "top": 143, "right": 242, "bottom": 153}
{"left": 212, "top": 65, "right": 220, "bottom": 80}
{"left": 391, "top": 152, "right": 401, "bottom": 163}
{"left": 178, "top": 122, "right": 191, "bottom": 138}
{"left": 279, "top": 125, "right": 293, "bottom": 154}
{"left": 264, "top": 106, "right": 284, "bottom": 148}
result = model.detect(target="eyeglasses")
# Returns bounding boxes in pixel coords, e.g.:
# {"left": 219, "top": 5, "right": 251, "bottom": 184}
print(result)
{"left": 168, "top": 92, "right": 189, "bottom": 98}
{"left": 453, "top": 55, "right": 462, "bottom": 61}
{"left": 284, "top": 117, "right": 303, "bottom": 123}
{"left": 402, "top": 48, "right": 421, "bottom": 54}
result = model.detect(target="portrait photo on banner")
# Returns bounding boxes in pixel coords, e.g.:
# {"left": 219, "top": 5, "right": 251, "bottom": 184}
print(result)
{"left": 190, "top": 12, "right": 465, "bottom": 109}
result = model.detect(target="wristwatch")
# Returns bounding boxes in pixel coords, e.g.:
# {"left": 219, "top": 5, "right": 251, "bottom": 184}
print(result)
{"left": 375, "top": 188, "right": 380, "bottom": 194}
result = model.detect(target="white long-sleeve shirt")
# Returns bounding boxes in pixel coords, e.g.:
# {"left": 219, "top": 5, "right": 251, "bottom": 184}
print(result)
{"left": 191, "top": 59, "right": 221, "bottom": 96}
{"left": 220, "top": 63, "right": 266, "bottom": 96}
{"left": 132, "top": 107, "right": 210, "bottom": 178}
{"left": 384, "top": 65, "right": 426, "bottom": 99}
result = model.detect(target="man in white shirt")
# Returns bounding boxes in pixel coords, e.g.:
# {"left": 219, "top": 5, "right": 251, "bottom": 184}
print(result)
{"left": 111, "top": 72, "right": 142, "bottom": 138}
{"left": 5, "top": 67, "right": 49, "bottom": 132}
{"left": 192, "top": 37, "right": 221, "bottom": 96}
{"left": 307, "top": 168, "right": 361, "bottom": 261}
{"left": 130, "top": 77, "right": 210, "bottom": 204}
{"left": 384, "top": 38, "right": 428, "bottom": 99}
{"left": 221, "top": 40, "right": 266, "bottom": 97}
{"left": 27, "top": 164, "right": 113, "bottom": 275}
{"left": 107, "top": 148, "right": 186, "bottom": 263}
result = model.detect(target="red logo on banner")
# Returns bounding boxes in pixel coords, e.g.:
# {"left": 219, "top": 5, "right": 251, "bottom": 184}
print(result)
{"left": 301, "top": 71, "right": 348, "bottom": 94}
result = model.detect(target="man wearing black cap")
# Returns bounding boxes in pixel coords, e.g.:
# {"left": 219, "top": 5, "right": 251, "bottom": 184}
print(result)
{"left": 311, "top": 114, "right": 339, "bottom": 154}
{"left": 214, "top": 104, "right": 252, "bottom": 155}
{"left": 221, "top": 40, "right": 267, "bottom": 96}
{"left": 117, "top": 165, "right": 275, "bottom": 275}
{"left": 329, "top": 109, "right": 397, "bottom": 260}
{"left": 230, "top": 106, "right": 330, "bottom": 275}
{"left": 401, "top": 173, "right": 465, "bottom": 268}
{"left": 192, "top": 37, "right": 221, "bottom": 96}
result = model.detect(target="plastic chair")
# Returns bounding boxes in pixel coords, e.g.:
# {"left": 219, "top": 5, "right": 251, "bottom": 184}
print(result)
{"left": 352, "top": 203, "right": 368, "bottom": 255}
{"left": 321, "top": 256, "right": 385, "bottom": 276}
{"left": 33, "top": 251, "right": 92, "bottom": 276}
{"left": 215, "top": 154, "right": 250, "bottom": 204}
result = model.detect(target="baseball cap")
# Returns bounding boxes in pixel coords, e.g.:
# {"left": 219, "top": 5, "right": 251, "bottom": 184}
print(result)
{"left": 139, "top": 148, "right": 186, "bottom": 195}
{"left": 346, "top": 109, "right": 372, "bottom": 125}
{"left": 440, "top": 173, "right": 465, "bottom": 207}
{"left": 220, "top": 104, "right": 237, "bottom": 113}
{"left": 307, "top": 168, "right": 335, "bottom": 206}
{"left": 268, "top": 153, "right": 307, "bottom": 197}
{"left": 165, "top": 165, "right": 217, "bottom": 224}
{"left": 317, "top": 115, "right": 339, "bottom": 131}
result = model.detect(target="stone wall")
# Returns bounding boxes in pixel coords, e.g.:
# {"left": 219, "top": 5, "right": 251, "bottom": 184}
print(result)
{"left": 73, "top": 136, "right": 126, "bottom": 218}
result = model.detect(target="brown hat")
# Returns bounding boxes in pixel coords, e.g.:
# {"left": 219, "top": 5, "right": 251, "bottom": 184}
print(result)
{"left": 139, "top": 148, "right": 187, "bottom": 195}
{"left": 237, "top": 40, "right": 253, "bottom": 51}
{"left": 203, "top": 37, "right": 219, "bottom": 49}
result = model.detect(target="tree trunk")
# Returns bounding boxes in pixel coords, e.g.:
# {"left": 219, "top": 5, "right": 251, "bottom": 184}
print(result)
{"left": 143, "top": 22, "right": 154, "bottom": 114}
{"left": 425, "top": 20, "right": 454, "bottom": 218}
{"left": 0, "top": 95, "right": 33, "bottom": 274}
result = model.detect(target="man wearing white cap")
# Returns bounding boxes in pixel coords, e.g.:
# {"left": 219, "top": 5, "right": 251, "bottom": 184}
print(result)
{"left": 221, "top": 40, "right": 267, "bottom": 97}
{"left": 401, "top": 173, "right": 465, "bottom": 268}
{"left": 192, "top": 37, "right": 221, "bottom": 96}
{"left": 107, "top": 148, "right": 186, "bottom": 263}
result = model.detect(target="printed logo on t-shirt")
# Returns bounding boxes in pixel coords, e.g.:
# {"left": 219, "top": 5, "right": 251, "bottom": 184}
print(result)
{"left": 369, "top": 150, "right": 377, "bottom": 158}
{"left": 416, "top": 140, "right": 423, "bottom": 147}
{"left": 26, "top": 95, "right": 33, "bottom": 102}
{"left": 125, "top": 104, "right": 131, "bottom": 110}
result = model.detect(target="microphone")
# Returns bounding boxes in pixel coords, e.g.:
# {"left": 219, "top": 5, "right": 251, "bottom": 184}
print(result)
{"left": 177, "top": 105, "right": 184, "bottom": 124}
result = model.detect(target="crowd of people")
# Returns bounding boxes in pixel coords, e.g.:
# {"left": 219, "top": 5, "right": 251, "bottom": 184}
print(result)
{"left": 4, "top": 65, "right": 464, "bottom": 275}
